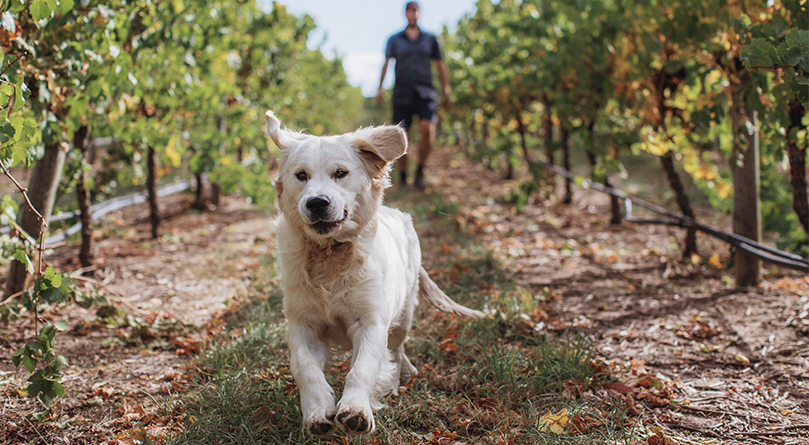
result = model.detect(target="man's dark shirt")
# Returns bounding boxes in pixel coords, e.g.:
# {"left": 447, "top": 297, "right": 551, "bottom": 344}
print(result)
{"left": 385, "top": 29, "right": 442, "bottom": 104}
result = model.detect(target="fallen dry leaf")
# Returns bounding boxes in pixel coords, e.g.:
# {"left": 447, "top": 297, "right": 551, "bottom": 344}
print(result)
{"left": 603, "top": 382, "right": 633, "bottom": 393}
{"left": 734, "top": 353, "right": 750, "bottom": 364}
{"left": 437, "top": 337, "right": 458, "bottom": 353}
{"left": 570, "top": 413, "right": 604, "bottom": 434}
{"left": 537, "top": 407, "right": 569, "bottom": 434}
{"left": 254, "top": 404, "right": 276, "bottom": 433}
{"left": 332, "top": 358, "right": 351, "bottom": 371}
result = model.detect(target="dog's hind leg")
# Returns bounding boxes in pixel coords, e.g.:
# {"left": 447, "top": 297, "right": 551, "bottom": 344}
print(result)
{"left": 288, "top": 323, "right": 337, "bottom": 438}
{"left": 388, "top": 324, "right": 417, "bottom": 393}
{"left": 371, "top": 350, "right": 397, "bottom": 409}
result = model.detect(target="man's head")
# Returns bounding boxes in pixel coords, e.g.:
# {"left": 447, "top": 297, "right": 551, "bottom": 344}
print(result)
{"left": 405, "top": 1, "right": 419, "bottom": 26}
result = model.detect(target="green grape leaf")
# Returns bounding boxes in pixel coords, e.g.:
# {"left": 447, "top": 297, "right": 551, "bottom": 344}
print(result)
{"left": 13, "top": 250, "right": 34, "bottom": 274}
{"left": 739, "top": 38, "right": 773, "bottom": 67}
{"left": 775, "top": 41, "right": 806, "bottom": 67}
{"left": 58, "top": 0, "right": 75, "bottom": 14}
{"left": 785, "top": 28, "right": 809, "bottom": 50}
{"left": 22, "top": 354, "right": 36, "bottom": 373}
{"left": 52, "top": 380, "right": 65, "bottom": 398}
{"left": 30, "top": 0, "right": 54, "bottom": 21}
{"left": 49, "top": 271, "right": 62, "bottom": 288}
{"left": 39, "top": 286, "right": 62, "bottom": 304}
{"left": 51, "top": 355, "right": 68, "bottom": 373}
{"left": 0, "top": 119, "right": 16, "bottom": 143}
{"left": 8, "top": 0, "right": 24, "bottom": 13}
{"left": 11, "top": 348, "right": 23, "bottom": 367}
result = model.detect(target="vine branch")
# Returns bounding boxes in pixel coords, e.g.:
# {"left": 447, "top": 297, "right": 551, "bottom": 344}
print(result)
{"left": 747, "top": 65, "right": 794, "bottom": 70}
{"left": 0, "top": 158, "right": 47, "bottom": 225}
{"left": 0, "top": 143, "right": 47, "bottom": 334}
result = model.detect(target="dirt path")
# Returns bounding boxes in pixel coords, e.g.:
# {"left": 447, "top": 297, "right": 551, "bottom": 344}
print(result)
{"left": 1, "top": 148, "right": 808, "bottom": 444}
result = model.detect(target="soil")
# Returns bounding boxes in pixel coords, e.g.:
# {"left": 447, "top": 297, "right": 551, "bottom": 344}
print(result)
{"left": 1, "top": 148, "right": 808, "bottom": 444}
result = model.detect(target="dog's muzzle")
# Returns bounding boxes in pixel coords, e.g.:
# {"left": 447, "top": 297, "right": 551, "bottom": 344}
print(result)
{"left": 305, "top": 195, "right": 348, "bottom": 234}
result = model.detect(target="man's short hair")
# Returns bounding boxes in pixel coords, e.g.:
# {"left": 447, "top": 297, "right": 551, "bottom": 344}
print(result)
{"left": 405, "top": 1, "right": 419, "bottom": 11}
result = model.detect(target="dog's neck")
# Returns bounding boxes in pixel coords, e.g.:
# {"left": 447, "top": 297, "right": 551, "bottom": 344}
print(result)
{"left": 305, "top": 236, "right": 352, "bottom": 259}
{"left": 324, "top": 239, "right": 345, "bottom": 257}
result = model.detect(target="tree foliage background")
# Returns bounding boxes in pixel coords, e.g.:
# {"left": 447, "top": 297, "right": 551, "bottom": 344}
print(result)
{"left": 441, "top": 0, "right": 807, "bottom": 253}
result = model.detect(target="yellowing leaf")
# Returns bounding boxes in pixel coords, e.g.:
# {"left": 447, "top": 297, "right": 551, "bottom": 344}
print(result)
{"left": 708, "top": 254, "right": 722, "bottom": 268}
{"left": 734, "top": 353, "right": 750, "bottom": 364}
{"left": 163, "top": 138, "right": 181, "bottom": 168}
{"left": 537, "top": 407, "right": 569, "bottom": 434}
{"left": 690, "top": 253, "right": 700, "bottom": 265}
{"left": 716, "top": 181, "right": 733, "bottom": 199}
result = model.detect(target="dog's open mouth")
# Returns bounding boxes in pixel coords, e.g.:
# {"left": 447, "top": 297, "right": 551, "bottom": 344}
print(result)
{"left": 311, "top": 210, "right": 348, "bottom": 235}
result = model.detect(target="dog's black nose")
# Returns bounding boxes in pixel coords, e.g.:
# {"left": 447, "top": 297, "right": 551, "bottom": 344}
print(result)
{"left": 306, "top": 196, "right": 331, "bottom": 214}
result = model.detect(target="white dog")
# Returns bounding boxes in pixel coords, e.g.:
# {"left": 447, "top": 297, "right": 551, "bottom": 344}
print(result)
{"left": 265, "top": 111, "right": 484, "bottom": 437}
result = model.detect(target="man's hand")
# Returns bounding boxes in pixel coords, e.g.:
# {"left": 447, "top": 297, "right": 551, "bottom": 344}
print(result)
{"left": 436, "top": 59, "right": 451, "bottom": 110}
{"left": 442, "top": 84, "right": 451, "bottom": 109}
{"left": 375, "top": 87, "right": 385, "bottom": 106}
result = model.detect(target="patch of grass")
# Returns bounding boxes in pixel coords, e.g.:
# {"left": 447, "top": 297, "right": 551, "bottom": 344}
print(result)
{"left": 409, "top": 192, "right": 460, "bottom": 221}
{"left": 388, "top": 189, "right": 466, "bottom": 243}
{"left": 532, "top": 331, "right": 602, "bottom": 393}
{"left": 197, "top": 284, "right": 287, "bottom": 377}
{"left": 155, "top": 284, "right": 316, "bottom": 445}
{"left": 402, "top": 240, "right": 641, "bottom": 444}
{"left": 166, "top": 372, "right": 305, "bottom": 445}
{"left": 473, "top": 343, "right": 524, "bottom": 390}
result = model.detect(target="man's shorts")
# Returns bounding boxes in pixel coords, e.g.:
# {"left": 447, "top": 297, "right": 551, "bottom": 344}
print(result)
{"left": 392, "top": 87, "right": 438, "bottom": 128}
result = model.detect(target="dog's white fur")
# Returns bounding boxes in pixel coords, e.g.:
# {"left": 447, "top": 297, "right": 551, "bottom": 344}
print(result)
{"left": 265, "top": 110, "right": 483, "bottom": 437}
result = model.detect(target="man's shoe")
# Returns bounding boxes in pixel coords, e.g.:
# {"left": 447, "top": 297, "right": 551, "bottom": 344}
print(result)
{"left": 414, "top": 166, "right": 426, "bottom": 190}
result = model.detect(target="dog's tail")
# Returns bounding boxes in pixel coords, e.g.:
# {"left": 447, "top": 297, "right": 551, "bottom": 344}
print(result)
{"left": 418, "top": 267, "right": 486, "bottom": 318}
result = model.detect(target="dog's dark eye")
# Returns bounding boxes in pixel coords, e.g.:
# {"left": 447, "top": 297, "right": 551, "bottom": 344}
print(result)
{"left": 295, "top": 171, "right": 308, "bottom": 181}
{"left": 334, "top": 169, "right": 348, "bottom": 179}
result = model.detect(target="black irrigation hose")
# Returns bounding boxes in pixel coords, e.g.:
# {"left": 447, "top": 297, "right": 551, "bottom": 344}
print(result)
{"left": 525, "top": 156, "right": 809, "bottom": 274}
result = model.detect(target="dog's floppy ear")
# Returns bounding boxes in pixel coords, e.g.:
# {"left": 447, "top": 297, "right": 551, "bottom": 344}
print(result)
{"left": 353, "top": 125, "right": 407, "bottom": 176}
{"left": 265, "top": 110, "right": 307, "bottom": 151}
{"left": 354, "top": 125, "right": 407, "bottom": 162}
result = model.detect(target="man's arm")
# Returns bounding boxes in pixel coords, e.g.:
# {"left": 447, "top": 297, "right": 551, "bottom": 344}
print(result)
{"left": 376, "top": 57, "right": 392, "bottom": 106}
{"left": 436, "top": 59, "right": 451, "bottom": 108}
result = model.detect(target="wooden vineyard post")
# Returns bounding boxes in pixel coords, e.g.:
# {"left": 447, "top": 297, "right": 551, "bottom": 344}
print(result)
{"left": 733, "top": 106, "right": 761, "bottom": 287}
{"left": 3, "top": 142, "right": 67, "bottom": 299}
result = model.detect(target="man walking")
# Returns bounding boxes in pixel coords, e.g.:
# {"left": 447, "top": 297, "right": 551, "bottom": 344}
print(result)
{"left": 376, "top": 1, "right": 450, "bottom": 189}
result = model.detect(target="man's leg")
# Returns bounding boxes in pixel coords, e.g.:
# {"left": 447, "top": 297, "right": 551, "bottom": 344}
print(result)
{"left": 414, "top": 118, "right": 435, "bottom": 189}
{"left": 392, "top": 101, "right": 413, "bottom": 187}
{"left": 396, "top": 127, "right": 411, "bottom": 186}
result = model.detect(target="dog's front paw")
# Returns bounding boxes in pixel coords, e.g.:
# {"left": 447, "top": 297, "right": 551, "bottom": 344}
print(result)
{"left": 335, "top": 405, "right": 375, "bottom": 435}
{"left": 304, "top": 412, "right": 337, "bottom": 438}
